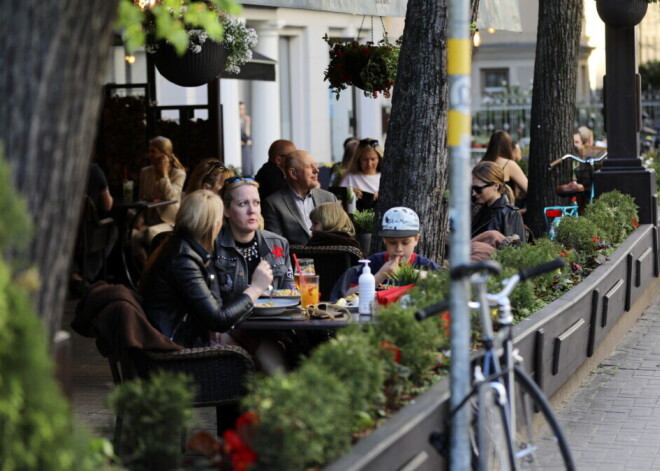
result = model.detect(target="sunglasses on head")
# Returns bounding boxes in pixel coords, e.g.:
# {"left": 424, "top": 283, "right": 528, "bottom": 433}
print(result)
{"left": 203, "top": 160, "right": 226, "bottom": 176}
{"left": 471, "top": 182, "right": 494, "bottom": 194}
{"left": 359, "top": 139, "right": 379, "bottom": 148}
{"left": 225, "top": 176, "right": 257, "bottom": 184}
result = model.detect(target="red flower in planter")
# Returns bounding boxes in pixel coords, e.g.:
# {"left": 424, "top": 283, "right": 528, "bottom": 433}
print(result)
{"left": 560, "top": 249, "right": 569, "bottom": 257}
{"left": 632, "top": 218, "right": 639, "bottom": 228}
{"left": 592, "top": 236, "right": 600, "bottom": 244}
{"left": 380, "top": 341, "right": 401, "bottom": 364}
{"left": 440, "top": 312, "right": 450, "bottom": 338}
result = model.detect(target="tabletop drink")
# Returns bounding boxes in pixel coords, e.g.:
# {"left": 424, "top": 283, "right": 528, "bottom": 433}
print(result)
{"left": 299, "top": 274, "right": 320, "bottom": 307}
{"left": 294, "top": 258, "right": 316, "bottom": 290}
{"left": 123, "top": 180, "right": 134, "bottom": 204}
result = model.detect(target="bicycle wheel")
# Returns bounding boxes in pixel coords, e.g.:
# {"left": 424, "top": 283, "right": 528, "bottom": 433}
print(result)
{"left": 511, "top": 366, "right": 575, "bottom": 470}
{"left": 474, "top": 382, "right": 514, "bottom": 471}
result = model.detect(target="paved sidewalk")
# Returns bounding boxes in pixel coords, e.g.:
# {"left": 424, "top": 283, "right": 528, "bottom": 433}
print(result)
{"left": 551, "top": 296, "right": 660, "bottom": 470}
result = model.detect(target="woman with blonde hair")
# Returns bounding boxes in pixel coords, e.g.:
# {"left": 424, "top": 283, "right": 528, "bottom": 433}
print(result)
{"left": 471, "top": 161, "right": 525, "bottom": 242}
{"left": 132, "top": 136, "right": 187, "bottom": 264}
{"left": 307, "top": 202, "right": 363, "bottom": 253}
{"left": 184, "top": 158, "right": 235, "bottom": 195}
{"left": 339, "top": 138, "right": 384, "bottom": 209}
{"left": 214, "top": 177, "right": 295, "bottom": 303}
{"left": 139, "top": 190, "right": 273, "bottom": 348}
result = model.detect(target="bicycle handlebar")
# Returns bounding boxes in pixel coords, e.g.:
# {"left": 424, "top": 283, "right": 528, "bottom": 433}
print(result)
{"left": 414, "top": 258, "right": 565, "bottom": 322}
{"left": 547, "top": 152, "right": 608, "bottom": 171}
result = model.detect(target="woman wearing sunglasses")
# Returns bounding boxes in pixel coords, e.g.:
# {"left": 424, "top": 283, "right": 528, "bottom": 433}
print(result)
{"left": 215, "top": 176, "right": 296, "bottom": 303}
{"left": 184, "top": 158, "right": 235, "bottom": 195}
{"left": 339, "top": 138, "right": 384, "bottom": 210}
{"left": 471, "top": 161, "right": 525, "bottom": 243}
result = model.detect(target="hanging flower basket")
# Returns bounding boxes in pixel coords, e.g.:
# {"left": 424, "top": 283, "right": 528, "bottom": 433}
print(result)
{"left": 151, "top": 40, "right": 229, "bottom": 87}
{"left": 323, "top": 34, "right": 401, "bottom": 100}
{"left": 596, "top": 0, "right": 649, "bottom": 29}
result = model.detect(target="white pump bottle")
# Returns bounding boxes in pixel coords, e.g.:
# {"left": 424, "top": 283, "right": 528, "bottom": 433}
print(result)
{"left": 358, "top": 259, "right": 376, "bottom": 315}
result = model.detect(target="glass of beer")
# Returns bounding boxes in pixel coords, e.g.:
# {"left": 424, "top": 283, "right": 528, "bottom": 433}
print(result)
{"left": 294, "top": 258, "right": 315, "bottom": 290}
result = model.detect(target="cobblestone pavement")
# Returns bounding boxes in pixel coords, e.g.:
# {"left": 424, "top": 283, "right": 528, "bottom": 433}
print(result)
{"left": 551, "top": 297, "right": 660, "bottom": 470}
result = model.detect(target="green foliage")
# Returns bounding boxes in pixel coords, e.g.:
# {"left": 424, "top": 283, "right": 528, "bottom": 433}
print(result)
{"left": 554, "top": 215, "right": 601, "bottom": 257}
{"left": 387, "top": 263, "right": 420, "bottom": 286}
{"left": 0, "top": 148, "right": 117, "bottom": 470}
{"left": 584, "top": 190, "right": 639, "bottom": 245}
{"left": 116, "top": 0, "right": 241, "bottom": 55}
{"left": 323, "top": 34, "right": 401, "bottom": 99}
{"left": 303, "top": 330, "right": 385, "bottom": 420}
{"left": 244, "top": 367, "right": 353, "bottom": 471}
{"left": 109, "top": 371, "right": 195, "bottom": 471}
{"left": 352, "top": 208, "right": 375, "bottom": 234}
{"left": 640, "top": 61, "right": 660, "bottom": 90}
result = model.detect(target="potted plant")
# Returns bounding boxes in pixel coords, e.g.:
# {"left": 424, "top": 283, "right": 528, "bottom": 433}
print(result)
{"left": 144, "top": 2, "right": 257, "bottom": 87}
{"left": 352, "top": 209, "right": 375, "bottom": 254}
{"left": 595, "top": 0, "right": 655, "bottom": 29}
{"left": 323, "top": 34, "right": 401, "bottom": 99}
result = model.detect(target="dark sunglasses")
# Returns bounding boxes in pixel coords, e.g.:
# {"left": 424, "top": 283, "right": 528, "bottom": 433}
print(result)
{"left": 471, "top": 182, "right": 494, "bottom": 194}
{"left": 359, "top": 139, "right": 379, "bottom": 148}
{"left": 203, "top": 161, "right": 226, "bottom": 177}
{"left": 225, "top": 176, "right": 257, "bottom": 184}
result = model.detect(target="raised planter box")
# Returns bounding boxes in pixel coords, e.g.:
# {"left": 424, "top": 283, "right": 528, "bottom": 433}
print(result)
{"left": 325, "top": 224, "right": 660, "bottom": 471}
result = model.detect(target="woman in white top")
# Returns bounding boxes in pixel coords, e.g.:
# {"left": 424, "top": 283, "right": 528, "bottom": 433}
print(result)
{"left": 132, "top": 136, "right": 186, "bottom": 264}
{"left": 339, "top": 138, "right": 383, "bottom": 207}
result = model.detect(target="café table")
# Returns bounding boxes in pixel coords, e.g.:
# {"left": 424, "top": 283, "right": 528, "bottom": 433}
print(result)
{"left": 112, "top": 199, "right": 177, "bottom": 289}
{"left": 238, "top": 308, "right": 372, "bottom": 330}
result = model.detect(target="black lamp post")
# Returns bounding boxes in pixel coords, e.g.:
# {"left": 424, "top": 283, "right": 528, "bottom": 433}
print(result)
{"left": 595, "top": 0, "right": 657, "bottom": 225}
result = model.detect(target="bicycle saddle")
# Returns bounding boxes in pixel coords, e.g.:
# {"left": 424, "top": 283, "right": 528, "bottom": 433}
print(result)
{"left": 555, "top": 180, "right": 585, "bottom": 196}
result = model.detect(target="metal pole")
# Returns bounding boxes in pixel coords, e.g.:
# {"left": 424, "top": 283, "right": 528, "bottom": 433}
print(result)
{"left": 447, "top": 0, "right": 472, "bottom": 469}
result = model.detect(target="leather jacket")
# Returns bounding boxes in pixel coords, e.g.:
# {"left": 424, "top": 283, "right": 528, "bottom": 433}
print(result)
{"left": 139, "top": 232, "right": 254, "bottom": 348}
{"left": 471, "top": 195, "right": 526, "bottom": 243}
{"left": 213, "top": 227, "right": 296, "bottom": 303}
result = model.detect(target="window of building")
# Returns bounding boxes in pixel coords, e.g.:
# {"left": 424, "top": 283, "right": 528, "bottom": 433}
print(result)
{"left": 482, "top": 68, "right": 510, "bottom": 96}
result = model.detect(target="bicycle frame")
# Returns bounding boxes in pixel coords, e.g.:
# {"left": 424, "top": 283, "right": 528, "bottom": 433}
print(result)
{"left": 543, "top": 150, "right": 608, "bottom": 237}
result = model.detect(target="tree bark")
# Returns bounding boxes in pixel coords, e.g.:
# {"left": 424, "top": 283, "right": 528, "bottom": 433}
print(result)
{"left": 0, "top": 1, "right": 119, "bottom": 338}
{"left": 376, "top": 0, "right": 479, "bottom": 262}
{"left": 526, "top": 0, "right": 583, "bottom": 238}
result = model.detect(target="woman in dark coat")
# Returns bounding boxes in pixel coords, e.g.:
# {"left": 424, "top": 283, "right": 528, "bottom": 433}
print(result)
{"left": 471, "top": 161, "right": 526, "bottom": 243}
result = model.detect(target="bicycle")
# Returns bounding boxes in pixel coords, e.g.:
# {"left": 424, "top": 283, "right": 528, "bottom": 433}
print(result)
{"left": 415, "top": 259, "right": 575, "bottom": 470}
{"left": 543, "top": 146, "right": 608, "bottom": 239}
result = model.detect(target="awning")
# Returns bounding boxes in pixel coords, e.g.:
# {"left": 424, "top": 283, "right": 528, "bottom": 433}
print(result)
{"left": 243, "top": 0, "right": 522, "bottom": 32}
{"left": 243, "top": 0, "right": 406, "bottom": 17}
{"left": 224, "top": 51, "right": 277, "bottom": 81}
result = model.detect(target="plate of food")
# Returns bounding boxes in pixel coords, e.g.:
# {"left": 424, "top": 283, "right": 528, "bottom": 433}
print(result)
{"left": 334, "top": 293, "right": 359, "bottom": 312}
{"left": 261, "top": 288, "right": 302, "bottom": 299}
{"left": 253, "top": 297, "right": 301, "bottom": 316}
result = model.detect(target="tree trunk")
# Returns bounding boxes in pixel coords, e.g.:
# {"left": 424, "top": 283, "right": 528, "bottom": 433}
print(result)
{"left": 376, "top": 0, "right": 479, "bottom": 262}
{"left": 526, "top": 0, "right": 583, "bottom": 239}
{"left": 0, "top": 1, "right": 119, "bottom": 338}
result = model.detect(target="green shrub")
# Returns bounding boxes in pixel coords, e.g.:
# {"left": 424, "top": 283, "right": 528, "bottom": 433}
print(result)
{"left": 304, "top": 329, "right": 385, "bottom": 419}
{"left": 109, "top": 371, "right": 194, "bottom": 471}
{"left": 244, "top": 367, "right": 353, "bottom": 471}
{"left": 352, "top": 209, "right": 375, "bottom": 234}
{"left": 584, "top": 190, "right": 639, "bottom": 245}
{"left": 554, "top": 215, "right": 601, "bottom": 257}
{"left": 387, "top": 263, "right": 421, "bottom": 286}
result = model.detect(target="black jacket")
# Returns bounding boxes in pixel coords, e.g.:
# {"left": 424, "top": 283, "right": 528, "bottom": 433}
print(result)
{"left": 255, "top": 161, "right": 287, "bottom": 202}
{"left": 471, "top": 195, "right": 526, "bottom": 243}
{"left": 139, "top": 233, "right": 253, "bottom": 348}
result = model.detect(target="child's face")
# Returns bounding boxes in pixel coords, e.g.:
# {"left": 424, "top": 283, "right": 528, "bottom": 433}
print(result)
{"left": 383, "top": 235, "right": 420, "bottom": 261}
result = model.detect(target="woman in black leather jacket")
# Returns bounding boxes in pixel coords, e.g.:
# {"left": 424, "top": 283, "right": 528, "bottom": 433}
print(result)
{"left": 139, "top": 189, "right": 273, "bottom": 348}
{"left": 471, "top": 161, "right": 526, "bottom": 243}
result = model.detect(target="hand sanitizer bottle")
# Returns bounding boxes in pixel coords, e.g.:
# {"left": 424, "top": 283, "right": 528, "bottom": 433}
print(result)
{"left": 358, "top": 259, "right": 375, "bottom": 315}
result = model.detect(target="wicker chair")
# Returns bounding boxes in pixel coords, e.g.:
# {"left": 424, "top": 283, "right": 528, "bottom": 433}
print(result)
{"left": 289, "top": 244, "right": 363, "bottom": 300}
{"left": 72, "top": 281, "right": 255, "bottom": 446}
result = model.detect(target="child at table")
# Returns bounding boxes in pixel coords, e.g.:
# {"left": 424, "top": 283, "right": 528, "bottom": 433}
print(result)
{"left": 331, "top": 207, "right": 440, "bottom": 299}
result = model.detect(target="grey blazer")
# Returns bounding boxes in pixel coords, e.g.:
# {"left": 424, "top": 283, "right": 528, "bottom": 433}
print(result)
{"left": 262, "top": 187, "right": 337, "bottom": 245}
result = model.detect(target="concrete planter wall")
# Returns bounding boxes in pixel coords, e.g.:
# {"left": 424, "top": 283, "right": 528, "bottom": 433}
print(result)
{"left": 325, "top": 224, "right": 660, "bottom": 471}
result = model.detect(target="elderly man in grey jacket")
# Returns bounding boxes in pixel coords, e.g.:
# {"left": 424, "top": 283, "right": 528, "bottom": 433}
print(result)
{"left": 262, "top": 150, "right": 337, "bottom": 245}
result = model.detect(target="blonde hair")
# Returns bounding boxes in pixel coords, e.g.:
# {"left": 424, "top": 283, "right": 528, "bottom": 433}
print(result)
{"left": 309, "top": 202, "right": 356, "bottom": 236}
{"left": 472, "top": 161, "right": 515, "bottom": 204}
{"left": 346, "top": 138, "right": 384, "bottom": 175}
{"left": 174, "top": 190, "right": 223, "bottom": 251}
{"left": 219, "top": 178, "right": 264, "bottom": 229}
{"left": 149, "top": 136, "right": 185, "bottom": 171}
{"left": 185, "top": 158, "right": 235, "bottom": 194}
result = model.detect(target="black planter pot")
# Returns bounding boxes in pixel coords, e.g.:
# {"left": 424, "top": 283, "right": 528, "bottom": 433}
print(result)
{"left": 152, "top": 40, "right": 228, "bottom": 87}
{"left": 596, "top": 0, "right": 648, "bottom": 29}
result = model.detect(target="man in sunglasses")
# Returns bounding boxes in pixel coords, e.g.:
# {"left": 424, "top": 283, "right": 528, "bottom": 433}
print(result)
{"left": 255, "top": 139, "right": 296, "bottom": 201}
{"left": 262, "top": 150, "right": 337, "bottom": 245}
